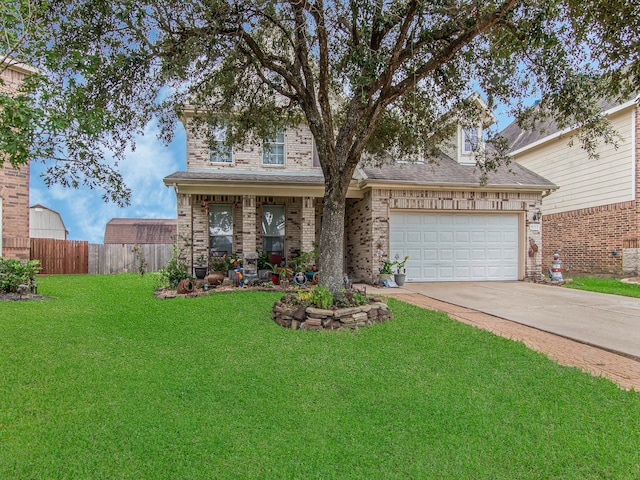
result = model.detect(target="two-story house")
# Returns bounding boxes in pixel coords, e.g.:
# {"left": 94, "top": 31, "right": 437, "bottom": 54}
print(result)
{"left": 502, "top": 95, "right": 640, "bottom": 276}
{"left": 164, "top": 98, "right": 555, "bottom": 283}
{"left": 1, "top": 59, "right": 35, "bottom": 260}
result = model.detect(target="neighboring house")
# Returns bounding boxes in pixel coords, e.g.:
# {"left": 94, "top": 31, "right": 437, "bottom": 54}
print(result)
{"left": 502, "top": 95, "right": 640, "bottom": 276}
{"left": 104, "top": 218, "right": 177, "bottom": 244}
{"left": 29, "top": 204, "right": 68, "bottom": 240}
{"left": 164, "top": 99, "right": 555, "bottom": 283}
{"left": 0, "top": 59, "right": 36, "bottom": 260}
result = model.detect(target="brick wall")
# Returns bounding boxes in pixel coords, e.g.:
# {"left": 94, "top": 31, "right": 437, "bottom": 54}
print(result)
{"left": 1, "top": 65, "right": 30, "bottom": 260}
{"left": 543, "top": 200, "right": 639, "bottom": 276}
{"left": 183, "top": 194, "right": 321, "bottom": 267}
{"left": 183, "top": 116, "right": 319, "bottom": 173}
{"left": 347, "top": 188, "right": 544, "bottom": 283}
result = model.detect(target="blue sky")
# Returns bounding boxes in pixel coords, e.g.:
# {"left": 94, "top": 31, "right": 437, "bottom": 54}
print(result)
{"left": 28, "top": 107, "right": 517, "bottom": 244}
{"left": 29, "top": 123, "right": 186, "bottom": 243}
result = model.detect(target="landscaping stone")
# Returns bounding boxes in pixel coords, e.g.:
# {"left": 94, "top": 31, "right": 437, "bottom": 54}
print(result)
{"left": 271, "top": 296, "right": 393, "bottom": 331}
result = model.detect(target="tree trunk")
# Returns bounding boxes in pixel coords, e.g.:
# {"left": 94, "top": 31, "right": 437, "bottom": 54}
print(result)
{"left": 318, "top": 175, "right": 349, "bottom": 295}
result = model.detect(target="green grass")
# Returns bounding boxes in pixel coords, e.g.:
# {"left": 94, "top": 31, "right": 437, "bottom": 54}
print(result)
{"left": 1, "top": 274, "right": 639, "bottom": 479}
{"left": 565, "top": 276, "right": 640, "bottom": 298}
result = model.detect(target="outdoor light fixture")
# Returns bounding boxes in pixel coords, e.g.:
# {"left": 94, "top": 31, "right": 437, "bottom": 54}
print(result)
{"left": 533, "top": 208, "right": 542, "bottom": 221}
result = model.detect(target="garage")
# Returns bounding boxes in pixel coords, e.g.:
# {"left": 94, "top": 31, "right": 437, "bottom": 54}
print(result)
{"left": 390, "top": 212, "right": 520, "bottom": 281}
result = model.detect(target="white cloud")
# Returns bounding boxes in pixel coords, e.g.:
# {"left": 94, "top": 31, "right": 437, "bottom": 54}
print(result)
{"left": 29, "top": 122, "right": 185, "bottom": 243}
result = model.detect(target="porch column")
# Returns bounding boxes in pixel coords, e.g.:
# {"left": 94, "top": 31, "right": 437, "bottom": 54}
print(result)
{"left": 301, "top": 196, "right": 316, "bottom": 252}
{"left": 242, "top": 195, "right": 257, "bottom": 254}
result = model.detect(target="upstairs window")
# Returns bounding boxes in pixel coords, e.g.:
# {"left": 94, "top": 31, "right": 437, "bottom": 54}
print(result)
{"left": 210, "top": 125, "right": 232, "bottom": 163}
{"left": 263, "top": 129, "right": 285, "bottom": 165}
{"left": 463, "top": 127, "right": 480, "bottom": 153}
{"left": 209, "top": 204, "right": 233, "bottom": 256}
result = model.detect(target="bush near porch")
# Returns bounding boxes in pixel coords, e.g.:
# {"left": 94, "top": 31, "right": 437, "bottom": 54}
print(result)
{"left": 1, "top": 274, "right": 639, "bottom": 479}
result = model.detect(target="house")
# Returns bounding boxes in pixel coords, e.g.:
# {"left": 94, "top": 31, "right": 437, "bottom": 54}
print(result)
{"left": 104, "top": 218, "right": 177, "bottom": 244}
{"left": 30, "top": 204, "right": 68, "bottom": 240}
{"left": 501, "top": 95, "right": 640, "bottom": 276}
{"left": 0, "top": 59, "right": 36, "bottom": 260}
{"left": 164, "top": 101, "right": 555, "bottom": 283}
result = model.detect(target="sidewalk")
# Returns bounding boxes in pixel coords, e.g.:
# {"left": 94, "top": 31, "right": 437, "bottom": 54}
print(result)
{"left": 360, "top": 283, "right": 640, "bottom": 391}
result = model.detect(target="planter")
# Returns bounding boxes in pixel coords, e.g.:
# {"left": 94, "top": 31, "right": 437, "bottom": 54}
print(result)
{"left": 271, "top": 273, "right": 280, "bottom": 285}
{"left": 207, "top": 271, "right": 225, "bottom": 286}
{"left": 378, "top": 273, "right": 393, "bottom": 285}
{"left": 394, "top": 273, "right": 406, "bottom": 286}
{"left": 194, "top": 266, "right": 208, "bottom": 280}
{"left": 176, "top": 279, "right": 194, "bottom": 294}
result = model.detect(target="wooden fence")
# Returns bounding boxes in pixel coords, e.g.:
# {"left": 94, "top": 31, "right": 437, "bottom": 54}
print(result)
{"left": 88, "top": 243, "right": 173, "bottom": 274}
{"left": 30, "top": 238, "right": 89, "bottom": 274}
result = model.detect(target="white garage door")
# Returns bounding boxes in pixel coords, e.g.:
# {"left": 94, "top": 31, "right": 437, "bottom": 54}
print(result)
{"left": 390, "top": 212, "right": 519, "bottom": 282}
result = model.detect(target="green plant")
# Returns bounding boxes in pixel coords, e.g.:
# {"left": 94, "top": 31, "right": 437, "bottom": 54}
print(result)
{"left": 256, "top": 249, "right": 270, "bottom": 270}
{"left": 310, "top": 284, "right": 333, "bottom": 309}
{"left": 209, "top": 254, "right": 227, "bottom": 272}
{"left": 379, "top": 259, "right": 395, "bottom": 275}
{"left": 194, "top": 253, "right": 208, "bottom": 266}
{"left": 394, "top": 255, "right": 409, "bottom": 274}
{"left": 159, "top": 245, "right": 189, "bottom": 289}
{"left": 0, "top": 258, "right": 40, "bottom": 293}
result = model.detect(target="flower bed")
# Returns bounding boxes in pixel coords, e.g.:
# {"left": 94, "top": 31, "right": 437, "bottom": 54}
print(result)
{"left": 272, "top": 294, "right": 392, "bottom": 330}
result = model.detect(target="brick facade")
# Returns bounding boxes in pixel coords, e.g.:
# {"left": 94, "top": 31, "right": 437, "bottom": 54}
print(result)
{"left": 346, "top": 188, "right": 543, "bottom": 283}
{"left": 1, "top": 64, "right": 31, "bottom": 260}
{"left": 543, "top": 201, "right": 639, "bottom": 275}
{"left": 183, "top": 116, "right": 319, "bottom": 173}
{"left": 179, "top": 193, "right": 322, "bottom": 267}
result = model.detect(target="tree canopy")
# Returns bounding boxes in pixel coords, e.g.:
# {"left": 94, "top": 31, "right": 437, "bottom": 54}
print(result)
{"left": 2, "top": 0, "right": 639, "bottom": 291}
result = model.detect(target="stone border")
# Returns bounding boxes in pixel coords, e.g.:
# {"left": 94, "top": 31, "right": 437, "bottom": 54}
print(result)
{"left": 272, "top": 297, "right": 392, "bottom": 330}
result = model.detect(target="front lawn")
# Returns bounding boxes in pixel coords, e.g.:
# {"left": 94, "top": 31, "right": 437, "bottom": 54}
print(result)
{"left": 1, "top": 274, "right": 639, "bottom": 479}
{"left": 565, "top": 276, "right": 640, "bottom": 298}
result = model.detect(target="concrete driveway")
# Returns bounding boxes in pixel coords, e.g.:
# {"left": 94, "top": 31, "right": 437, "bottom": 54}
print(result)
{"left": 387, "top": 281, "right": 640, "bottom": 359}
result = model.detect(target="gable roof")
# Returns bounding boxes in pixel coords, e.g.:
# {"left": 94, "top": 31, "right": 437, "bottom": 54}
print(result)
{"left": 500, "top": 94, "right": 639, "bottom": 154}
{"left": 104, "top": 218, "right": 177, "bottom": 244}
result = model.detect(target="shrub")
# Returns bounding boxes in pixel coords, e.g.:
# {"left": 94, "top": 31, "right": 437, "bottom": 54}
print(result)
{"left": 159, "top": 246, "right": 189, "bottom": 289}
{"left": 310, "top": 285, "right": 333, "bottom": 309}
{"left": 0, "top": 258, "right": 41, "bottom": 293}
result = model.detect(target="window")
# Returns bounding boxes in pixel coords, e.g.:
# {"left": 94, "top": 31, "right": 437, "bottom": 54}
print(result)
{"left": 209, "top": 204, "right": 233, "bottom": 256}
{"left": 263, "top": 129, "right": 285, "bottom": 165}
{"left": 463, "top": 127, "right": 480, "bottom": 153}
{"left": 262, "top": 205, "right": 285, "bottom": 256}
{"left": 312, "top": 138, "right": 320, "bottom": 167}
{"left": 210, "top": 125, "right": 232, "bottom": 163}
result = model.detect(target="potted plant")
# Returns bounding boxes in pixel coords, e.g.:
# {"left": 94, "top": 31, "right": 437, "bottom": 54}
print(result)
{"left": 379, "top": 259, "right": 395, "bottom": 285}
{"left": 393, "top": 254, "right": 409, "bottom": 286}
{"left": 207, "top": 254, "right": 227, "bottom": 286}
{"left": 193, "top": 253, "right": 208, "bottom": 280}
{"left": 267, "top": 262, "right": 282, "bottom": 285}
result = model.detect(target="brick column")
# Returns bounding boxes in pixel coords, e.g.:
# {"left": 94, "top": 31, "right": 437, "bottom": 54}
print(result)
{"left": 301, "top": 196, "right": 316, "bottom": 252}
{"left": 176, "top": 193, "right": 192, "bottom": 264}
{"left": 242, "top": 195, "right": 257, "bottom": 254}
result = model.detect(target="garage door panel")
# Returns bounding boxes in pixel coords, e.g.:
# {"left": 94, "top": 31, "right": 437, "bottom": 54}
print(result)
{"left": 391, "top": 212, "right": 519, "bottom": 282}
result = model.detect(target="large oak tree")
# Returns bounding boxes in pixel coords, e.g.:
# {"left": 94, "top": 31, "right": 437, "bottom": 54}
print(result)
{"left": 2, "top": 0, "right": 639, "bottom": 292}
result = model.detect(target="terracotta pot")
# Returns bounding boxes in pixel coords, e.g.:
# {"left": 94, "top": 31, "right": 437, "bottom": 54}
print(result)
{"left": 177, "top": 279, "right": 194, "bottom": 294}
{"left": 207, "top": 271, "right": 225, "bottom": 286}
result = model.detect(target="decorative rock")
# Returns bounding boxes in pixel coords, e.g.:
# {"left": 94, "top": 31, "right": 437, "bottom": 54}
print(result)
{"left": 306, "top": 307, "right": 334, "bottom": 316}
{"left": 271, "top": 295, "right": 393, "bottom": 331}
{"left": 293, "top": 305, "right": 307, "bottom": 321}
{"left": 333, "top": 306, "right": 362, "bottom": 318}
